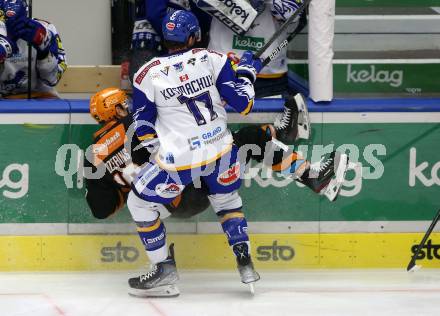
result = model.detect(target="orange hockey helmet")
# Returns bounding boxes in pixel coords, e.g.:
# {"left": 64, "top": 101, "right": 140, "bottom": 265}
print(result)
{"left": 90, "top": 88, "right": 129, "bottom": 123}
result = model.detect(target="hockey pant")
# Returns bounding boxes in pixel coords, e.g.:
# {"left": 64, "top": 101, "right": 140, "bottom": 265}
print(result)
{"left": 128, "top": 146, "right": 250, "bottom": 264}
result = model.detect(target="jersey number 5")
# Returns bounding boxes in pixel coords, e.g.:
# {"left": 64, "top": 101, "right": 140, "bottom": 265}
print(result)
{"left": 177, "top": 91, "right": 218, "bottom": 126}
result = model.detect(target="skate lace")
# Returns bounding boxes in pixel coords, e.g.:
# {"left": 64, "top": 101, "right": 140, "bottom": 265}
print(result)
{"left": 311, "top": 157, "right": 332, "bottom": 173}
{"left": 140, "top": 265, "right": 158, "bottom": 281}
{"left": 274, "top": 106, "right": 291, "bottom": 130}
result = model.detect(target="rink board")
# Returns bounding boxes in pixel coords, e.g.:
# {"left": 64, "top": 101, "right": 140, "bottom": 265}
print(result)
{"left": 1, "top": 99, "right": 440, "bottom": 227}
{"left": 0, "top": 233, "right": 439, "bottom": 271}
{"left": 1, "top": 99, "right": 440, "bottom": 270}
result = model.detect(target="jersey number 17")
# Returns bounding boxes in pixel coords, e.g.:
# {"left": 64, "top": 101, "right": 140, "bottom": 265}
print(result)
{"left": 178, "top": 91, "right": 218, "bottom": 126}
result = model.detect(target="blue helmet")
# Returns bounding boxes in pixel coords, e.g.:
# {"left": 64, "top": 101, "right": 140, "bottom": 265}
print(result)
{"left": 162, "top": 10, "right": 200, "bottom": 43}
{"left": 1, "top": 0, "right": 28, "bottom": 20}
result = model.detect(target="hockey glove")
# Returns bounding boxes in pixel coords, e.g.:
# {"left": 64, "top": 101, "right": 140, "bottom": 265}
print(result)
{"left": 250, "top": 0, "right": 266, "bottom": 15}
{"left": 6, "top": 16, "right": 52, "bottom": 57}
{"left": 271, "top": 0, "right": 304, "bottom": 22}
{"left": 236, "top": 50, "right": 263, "bottom": 83}
{"left": 0, "top": 34, "right": 17, "bottom": 62}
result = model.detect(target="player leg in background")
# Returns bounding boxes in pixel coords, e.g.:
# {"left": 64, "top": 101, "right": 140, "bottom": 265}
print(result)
{"left": 126, "top": 162, "right": 189, "bottom": 297}
{"left": 232, "top": 94, "right": 348, "bottom": 201}
{"left": 202, "top": 146, "right": 260, "bottom": 289}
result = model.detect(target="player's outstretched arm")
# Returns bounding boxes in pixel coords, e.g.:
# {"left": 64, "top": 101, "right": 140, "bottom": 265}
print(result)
{"left": 145, "top": 0, "right": 170, "bottom": 37}
{"left": 215, "top": 51, "right": 262, "bottom": 116}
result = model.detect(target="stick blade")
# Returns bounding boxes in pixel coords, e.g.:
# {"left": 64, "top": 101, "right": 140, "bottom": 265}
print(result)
{"left": 407, "top": 264, "right": 422, "bottom": 273}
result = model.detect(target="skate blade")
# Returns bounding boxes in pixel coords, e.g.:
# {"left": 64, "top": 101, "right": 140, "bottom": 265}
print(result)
{"left": 323, "top": 153, "right": 348, "bottom": 201}
{"left": 408, "top": 264, "right": 422, "bottom": 273}
{"left": 294, "top": 93, "right": 311, "bottom": 140}
{"left": 128, "top": 284, "right": 180, "bottom": 298}
{"left": 248, "top": 282, "right": 256, "bottom": 295}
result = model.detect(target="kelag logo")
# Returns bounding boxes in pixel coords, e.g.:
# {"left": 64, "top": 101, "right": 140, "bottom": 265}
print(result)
{"left": 409, "top": 147, "right": 440, "bottom": 187}
{"left": 346, "top": 64, "right": 403, "bottom": 88}
{"left": 256, "top": 240, "right": 294, "bottom": 262}
{"left": 101, "top": 242, "right": 139, "bottom": 263}
{"left": 232, "top": 35, "right": 264, "bottom": 51}
{"left": 411, "top": 240, "right": 440, "bottom": 260}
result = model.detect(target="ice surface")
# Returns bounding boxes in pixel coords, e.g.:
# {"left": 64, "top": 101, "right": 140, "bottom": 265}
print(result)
{"left": 1, "top": 269, "right": 440, "bottom": 316}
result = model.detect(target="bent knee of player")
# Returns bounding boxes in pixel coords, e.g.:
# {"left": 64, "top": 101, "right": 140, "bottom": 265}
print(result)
{"left": 208, "top": 191, "right": 243, "bottom": 214}
{"left": 127, "top": 191, "right": 161, "bottom": 222}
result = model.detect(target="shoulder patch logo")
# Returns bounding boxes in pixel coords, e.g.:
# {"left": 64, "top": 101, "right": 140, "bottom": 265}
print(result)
{"left": 135, "top": 60, "right": 161, "bottom": 84}
{"left": 187, "top": 58, "right": 196, "bottom": 66}
{"left": 160, "top": 66, "right": 170, "bottom": 76}
{"left": 172, "top": 62, "right": 184, "bottom": 72}
{"left": 200, "top": 54, "right": 208, "bottom": 62}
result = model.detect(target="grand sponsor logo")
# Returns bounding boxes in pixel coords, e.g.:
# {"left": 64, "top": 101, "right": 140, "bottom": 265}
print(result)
{"left": 188, "top": 136, "right": 202, "bottom": 151}
{"left": 409, "top": 147, "right": 440, "bottom": 187}
{"left": 202, "top": 126, "right": 223, "bottom": 140}
{"left": 187, "top": 127, "right": 229, "bottom": 150}
{"left": 0, "top": 163, "right": 29, "bottom": 199}
{"left": 101, "top": 242, "right": 139, "bottom": 263}
{"left": 218, "top": 162, "right": 240, "bottom": 186}
{"left": 155, "top": 183, "right": 184, "bottom": 198}
{"left": 232, "top": 35, "right": 264, "bottom": 52}
{"left": 346, "top": 64, "right": 403, "bottom": 88}
{"left": 411, "top": 240, "right": 440, "bottom": 260}
{"left": 256, "top": 240, "right": 295, "bottom": 261}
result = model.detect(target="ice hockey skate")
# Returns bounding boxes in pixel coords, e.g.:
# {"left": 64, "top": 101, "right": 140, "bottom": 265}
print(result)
{"left": 300, "top": 151, "right": 349, "bottom": 202}
{"left": 233, "top": 242, "right": 260, "bottom": 294}
{"left": 274, "top": 93, "right": 311, "bottom": 143}
{"left": 128, "top": 243, "right": 180, "bottom": 298}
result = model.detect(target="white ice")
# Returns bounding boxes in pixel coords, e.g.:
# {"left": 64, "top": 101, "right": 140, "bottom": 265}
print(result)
{"left": 1, "top": 269, "right": 440, "bottom": 316}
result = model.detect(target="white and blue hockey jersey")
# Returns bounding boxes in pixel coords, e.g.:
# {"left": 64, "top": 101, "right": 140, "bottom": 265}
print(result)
{"left": 132, "top": 48, "right": 255, "bottom": 170}
{"left": 0, "top": 19, "right": 67, "bottom": 98}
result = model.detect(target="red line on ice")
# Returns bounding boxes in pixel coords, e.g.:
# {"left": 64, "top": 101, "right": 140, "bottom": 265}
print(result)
{"left": 0, "top": 293, "right": 66, "bottom": 316}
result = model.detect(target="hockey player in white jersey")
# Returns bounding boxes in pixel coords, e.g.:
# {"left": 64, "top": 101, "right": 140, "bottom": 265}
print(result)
{"left": 200, "top": 0, "right": 310, "bottom": 144}
{"left": 0, "top": 0, "right": 66, "bottom": 98}
{"left": 128, "top": 10, "right": 263, "bottom": 297}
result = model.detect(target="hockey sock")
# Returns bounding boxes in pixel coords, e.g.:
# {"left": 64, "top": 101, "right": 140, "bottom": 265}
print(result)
{"left": 135, "top": 218, "right": 168, "bottom": 264}
{"left": 271, "top": 151, "right": 309, "bottom": 179}
{"left": 219, "top": 210, "right": 250, "bottom": 247}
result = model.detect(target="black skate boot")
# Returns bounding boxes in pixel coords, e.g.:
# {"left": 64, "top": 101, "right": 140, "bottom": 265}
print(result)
{"left": 274, "top": 93, "right": 310, "bottom": 143}
{"left": 233, "top": 242, "right": 260, "bottom": 294}
{"left": 299, "top": 151, "right": 349, "bottom": 201}
{"left": 128, "top": 243, "right": 179, "bottom": 297}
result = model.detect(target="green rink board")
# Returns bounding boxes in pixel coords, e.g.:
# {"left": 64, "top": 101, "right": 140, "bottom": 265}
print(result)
{"left": 289, "top": 63, "right": 440, "bottom": 95}
{"left": 1, "top": 120, "right": 440, "bottom": 224}
{"left": 336, "top": 0, "right": 440, "bottom": 7}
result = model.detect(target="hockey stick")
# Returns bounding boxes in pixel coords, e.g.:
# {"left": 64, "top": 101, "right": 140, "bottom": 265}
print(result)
{"left": 254, "top": 0, "right": 312, "bottom": 67}
{"left": 27, "top": 0, "right": 32, "bottom": 99}
{"left": 407, "top": 208, "right": 440, "bottom": 272}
